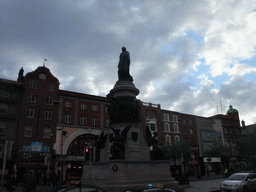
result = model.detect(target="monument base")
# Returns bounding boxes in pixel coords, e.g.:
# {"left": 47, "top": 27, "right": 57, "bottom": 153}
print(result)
{"left": 81, "top": 160, "right": 184, "bottom": 192}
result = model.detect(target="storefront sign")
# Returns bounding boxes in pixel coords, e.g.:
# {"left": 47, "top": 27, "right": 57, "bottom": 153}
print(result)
{"left": 203, "top": 157, "right": 221, "bottom": 162}
{"left": 31, "top": 142, "right": 43, "bottom": 152}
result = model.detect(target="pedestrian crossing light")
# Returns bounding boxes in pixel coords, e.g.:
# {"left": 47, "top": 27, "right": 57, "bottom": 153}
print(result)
{"left": 84, "top": 147, "right": 89, "bottom": 160}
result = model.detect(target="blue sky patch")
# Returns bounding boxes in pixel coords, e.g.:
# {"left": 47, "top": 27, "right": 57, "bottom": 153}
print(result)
{"left": 186, "top": 31, "right": 204, "bottom": 42}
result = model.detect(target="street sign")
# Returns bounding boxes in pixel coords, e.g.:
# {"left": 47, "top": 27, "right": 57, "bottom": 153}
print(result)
{"left": 191, "top": 159, "right": 197, "bottom": 164}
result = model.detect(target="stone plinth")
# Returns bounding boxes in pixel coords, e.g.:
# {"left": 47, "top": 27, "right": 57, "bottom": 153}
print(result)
{"left": 81, "top": 160, "right": 181, "bottom": 192}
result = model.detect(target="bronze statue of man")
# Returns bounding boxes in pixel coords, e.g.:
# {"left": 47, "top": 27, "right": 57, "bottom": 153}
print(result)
{"left": 118, "top": 47, "right": 133, "bottom": 81}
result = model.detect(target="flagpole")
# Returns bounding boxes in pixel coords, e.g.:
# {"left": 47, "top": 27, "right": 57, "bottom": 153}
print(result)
{"left": 43, "top": 59, "right": 47, "bottom": 67}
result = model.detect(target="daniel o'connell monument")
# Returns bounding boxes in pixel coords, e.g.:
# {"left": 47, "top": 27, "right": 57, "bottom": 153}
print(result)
{"left": 81, "top": 47, "right": 181, "bottom": 192}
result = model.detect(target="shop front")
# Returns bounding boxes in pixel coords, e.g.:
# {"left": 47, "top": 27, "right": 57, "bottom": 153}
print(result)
{"left": 203, "top": 157, "right": 222, "bottom": 175}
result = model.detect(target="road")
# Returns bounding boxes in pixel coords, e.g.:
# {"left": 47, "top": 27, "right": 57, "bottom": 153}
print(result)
{"left": 184, "top": 178, "right": 225, "bottom": 192}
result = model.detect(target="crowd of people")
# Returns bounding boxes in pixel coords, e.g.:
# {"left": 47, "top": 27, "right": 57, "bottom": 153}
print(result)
{"left": 6, "top": 171, "right": 59, "bottom": 192}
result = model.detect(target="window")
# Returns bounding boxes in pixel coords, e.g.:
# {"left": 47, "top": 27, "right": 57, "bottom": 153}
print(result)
{"left": 1, "top": 90, "right": 9, "bottom": 98}
{"left": 92, "top": 117, "right": 98, "bottom": 126}
{"left": 45, "top": 110, "right": 52, "bottom": 120}
{"left": 80, "top": 115, "right": 86, "bottom": 125}
{"left": 65, "top": 114, "right": 71, "bottom": 123}
{"left": 65, "top": 101, "right": 72, "bottom": 108}
{"left": 190, "top": 128, "right": 194, "bottom": 135}
{"left": 174, "top": 135, "right": 180, "bottom": 144}
{"left": 191, "top": 137, "right": 195, "bottom": 145}
{"left": 26, "top": 108, "right": 34, "bottom": 118}
{"left": 92, "top": 105, "right": 98, "bottom": 111}
{"left": 165, "top": 135, "right": 171, "bottom": 146}
{"left": 0, "top": 122, "right": 5, "bottom": 135}
{"left": 173, "top": 124, "right": 179, "bottom": 133}
{"left": 0, "top": 104, "right": 8, "bottom": 114}
{"left": 164, "top": 114, "right": 169, "bottom": 121}
{"left": 46, "top": 96, "right": 53, "bottom": 105}
{"left": 153, "top": 113, "right": 156, "bottom": 119}
{"left": 148, "top": 123, "right": 156, "bottom": 132}
{"left": 29, "top": 80, "right": 37, "bottom": 89}
{"left": 81, "top": 103, "right": 87, "bottom": 110}
{"left": 47, "top": 83, "right": 54, "bottom": 92}
{"left": 28, "top": 93, "right": 36, "bottom": 103}
{"left": 24, "top": 124, "right": 32, "bottom": 137}
{"left": 164, "top": 123, "right": 170, "bottom": 132}
{"left": 183, "top": 119, "right": 186, "bottom": 124}
{"left": 189, "top": 120, "right": 192, "bottom": 124}
{"left": 173, "top": 115, "right": 178, "bottom": 123}
{"left": 146, "top": 112, "right": 149, "bottom": 118}
{"left": 184, "top": 127, "right": 187, "bottom": 135}
{"left": 43, "top": 126, "right": 51, "bottom": 139}
{"left": 105, "top": 119, "right": 110, "bottom": 127}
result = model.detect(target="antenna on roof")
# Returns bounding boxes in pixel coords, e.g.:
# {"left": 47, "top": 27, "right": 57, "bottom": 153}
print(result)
{"left": 43, "top": 59, "right": 47, "bottom": 67}
{"left": 220, "top": 99, "right": 223, "bottom": 114}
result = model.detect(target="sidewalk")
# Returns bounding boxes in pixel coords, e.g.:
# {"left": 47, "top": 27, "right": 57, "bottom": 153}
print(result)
{"left": 188, "top": 174, "right": 224, "bottom": 182}
{"left": 2, "top": 184, "right": 54, "bottom": 192}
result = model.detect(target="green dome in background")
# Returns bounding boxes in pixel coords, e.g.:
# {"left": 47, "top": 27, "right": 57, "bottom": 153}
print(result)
{"left": 227, "top": 105, "right": 239, "bottom": 114}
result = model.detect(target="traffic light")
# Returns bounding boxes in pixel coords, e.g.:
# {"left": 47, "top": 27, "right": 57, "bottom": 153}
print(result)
{"left": 84, "top": 148, "right": 89, "bottom": 160}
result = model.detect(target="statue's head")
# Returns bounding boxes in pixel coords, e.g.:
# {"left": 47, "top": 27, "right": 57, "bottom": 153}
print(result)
{"left": 122, "top": 47, "right": 126, "bottom": 52}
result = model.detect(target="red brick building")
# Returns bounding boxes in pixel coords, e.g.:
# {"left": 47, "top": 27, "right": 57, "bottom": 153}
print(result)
{"left": 15, "top": 66, "right": 60, "bottom": 182}
{"left": 0, "top": 65, "right": 243, "bottom": 182}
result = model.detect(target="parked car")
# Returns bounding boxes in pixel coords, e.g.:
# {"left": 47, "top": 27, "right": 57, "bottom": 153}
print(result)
{"left": 66, "top": 176, "right": 81, "bottom": 185}
{"left": 52, "top": 184, "right": 112, "bottom": 192}
{"left": 220, "top": 172, "right": 256, "bottom": 192}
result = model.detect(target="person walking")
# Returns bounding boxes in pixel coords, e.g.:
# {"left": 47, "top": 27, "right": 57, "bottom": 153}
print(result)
{"left": 50, "top": 172, "right": 58, "bottom": 189}
{"left": 6, "top": 175, "right": 15, "bottom": 192}
{"left": 23, "top": 172, "right": 36, "bottom": 192}
{"left": 224, "top": 167, "right": 228, "bottom": 178}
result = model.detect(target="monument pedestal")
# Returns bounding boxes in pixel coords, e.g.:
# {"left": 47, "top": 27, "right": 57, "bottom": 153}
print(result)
{"left": 82, "top": 160, "right": 182, "bottom": 192}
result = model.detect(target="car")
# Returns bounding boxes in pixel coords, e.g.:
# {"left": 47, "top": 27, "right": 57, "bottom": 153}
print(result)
{"left": 123, "top": 188, "right": 175, "bottom": 192}
{"left": 123, "top": 184, "right": 176, "bottom": 192}
{"left": 52, "top": 184, "right": 113, "bottom": 192}
{"left": 66, "top": 176, "right": 81, "bottom": 185}
{"left": 220, "top": 172, "right": 256, "bottom": 192}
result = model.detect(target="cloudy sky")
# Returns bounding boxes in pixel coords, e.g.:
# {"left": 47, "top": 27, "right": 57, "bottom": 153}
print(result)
{"left": 1, "top": 0, "right": 256, "bottom": 125}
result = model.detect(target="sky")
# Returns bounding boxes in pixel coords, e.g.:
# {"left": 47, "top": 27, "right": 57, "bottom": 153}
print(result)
{"left": 1, "top": 0, "right": 256, "bottom": 125}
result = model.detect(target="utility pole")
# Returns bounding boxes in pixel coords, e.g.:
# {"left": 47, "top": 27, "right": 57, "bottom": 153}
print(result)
{"left": 1, "top": 140, "right": 8, "bottom": 192}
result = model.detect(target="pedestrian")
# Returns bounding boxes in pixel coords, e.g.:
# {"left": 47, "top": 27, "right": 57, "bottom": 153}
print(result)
{"left": 50, "top": 172, "right": 58, "bottom": 189}
{"left": 224, "top": 167, "right": 228, "bottom": 177}
{"left": 23, "top": 172, "right": 36, "bottom": 192}
{"left": 6, "top": 175, "right": 15, "bottom": 192}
